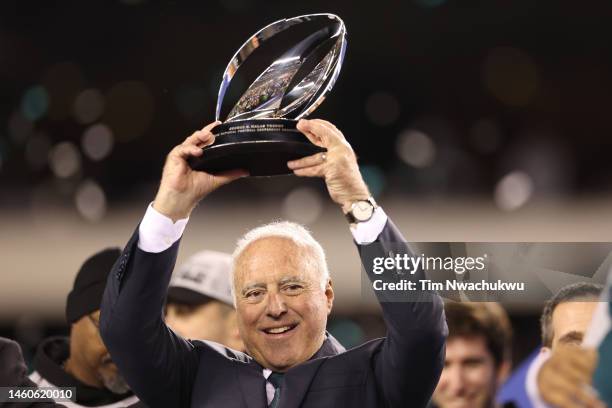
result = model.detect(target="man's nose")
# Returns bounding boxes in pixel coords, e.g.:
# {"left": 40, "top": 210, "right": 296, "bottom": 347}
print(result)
{"left": 265, "top": 291, "right": 287, "bottom": 318}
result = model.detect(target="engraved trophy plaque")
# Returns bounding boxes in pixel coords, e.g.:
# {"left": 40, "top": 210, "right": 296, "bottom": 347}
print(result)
{"left": 188, "top": 13, "right": 347, "bottom": 176}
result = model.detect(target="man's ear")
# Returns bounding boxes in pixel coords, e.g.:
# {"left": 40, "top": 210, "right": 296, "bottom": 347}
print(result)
{"left": 325, "top": 278, "right": 334, "bottom": 314}
{"left": 496, "top": 359, "right": 512, "bottom": 385}
{"left": 540, "top": 346, "right": 551, "bottom": 356}
{"left": 164, "top": 304, "right": 178, "bottom": 324}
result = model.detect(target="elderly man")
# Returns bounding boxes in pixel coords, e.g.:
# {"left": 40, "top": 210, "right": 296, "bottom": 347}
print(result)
{"left": 100, "top": 119, "right": 447, "bottom": 407}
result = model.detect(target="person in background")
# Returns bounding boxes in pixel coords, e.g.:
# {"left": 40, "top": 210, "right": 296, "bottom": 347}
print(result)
{"left": 29, "top": 248, "right": 142, "bottom": 408}
{"left": 526, "top": 282, "right": 604, "bottom": 408}
{"left": 164, "top": 250, "right": 244, "bottom": 351}
{"left": 431, "top": 302, "right": 512, "bottom": 408}
{"left": 1, "top": 336, "right": 58, "bottom": 407}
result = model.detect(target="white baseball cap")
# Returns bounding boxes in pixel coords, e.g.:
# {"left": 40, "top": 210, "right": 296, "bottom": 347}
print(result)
{"left": 167, "top": 250, "right": 234, "bottom": 306}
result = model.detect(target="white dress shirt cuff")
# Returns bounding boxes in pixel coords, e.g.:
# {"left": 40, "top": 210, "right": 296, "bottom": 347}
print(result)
{"left": 137, "top": 203, "right": 189, "bottom": 253}
{"left": 525, "top": 350, "right": 552, "bottom": 408}
{"left": 350, "top": 207, "right": 388, "bottom": 244}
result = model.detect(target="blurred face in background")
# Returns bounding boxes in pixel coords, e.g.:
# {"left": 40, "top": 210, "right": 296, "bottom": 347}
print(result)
{"left": 433, "top": 335, "right": 508, "bottom": 408}
{"left": 166, "top": 301, "right": 244, "bottom": 351}
{"left": 67, "top": 310, "right": 130, "bottom": 394}
{"left": 548, "top": 301, "right": 598, "bottom": 350}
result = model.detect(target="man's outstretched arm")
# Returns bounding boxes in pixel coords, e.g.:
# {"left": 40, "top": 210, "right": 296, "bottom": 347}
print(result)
{"left": 100, "top": 122, "right": 247, "bottom": 408}
{"left": 359, "top": 219, "right": 447, "bottom": 408}
{"left": 289, "top": 119, "right": 447, "bottom": 408}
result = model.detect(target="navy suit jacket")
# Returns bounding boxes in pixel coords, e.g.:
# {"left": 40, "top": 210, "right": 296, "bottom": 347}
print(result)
{"left": 100, "top": 217, "right": 447, "bottom": 408}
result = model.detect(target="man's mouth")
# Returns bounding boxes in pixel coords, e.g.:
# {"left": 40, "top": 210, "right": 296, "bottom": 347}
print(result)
{"left": 262, "top": 323, "right": 298, "bottom": 336}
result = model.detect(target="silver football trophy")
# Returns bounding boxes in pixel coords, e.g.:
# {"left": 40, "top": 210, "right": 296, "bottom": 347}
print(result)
{"left": 188, "top": 13, "right": 347, "bottom": 176}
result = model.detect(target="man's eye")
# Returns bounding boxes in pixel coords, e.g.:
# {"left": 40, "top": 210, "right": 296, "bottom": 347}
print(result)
{"left": 245, "top": 290, "right": 263, "bottom": 298}
{"left": 464, "top": 359, "right": 484, "bottom": 368}
{"left": 283, "top": 284, "right": 303, "bottom": 293}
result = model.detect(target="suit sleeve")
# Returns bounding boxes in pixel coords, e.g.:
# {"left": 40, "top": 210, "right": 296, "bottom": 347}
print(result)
{"left": 358, "top": 217, "right": 448, "bottom": 408}
{"left": 100, "top": 228, "right": 199, "bottom": 408}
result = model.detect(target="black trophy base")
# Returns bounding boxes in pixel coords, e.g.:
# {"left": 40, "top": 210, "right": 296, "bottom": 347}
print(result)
{"left": 188, "top": 119, "right": 326, "bottom": 177}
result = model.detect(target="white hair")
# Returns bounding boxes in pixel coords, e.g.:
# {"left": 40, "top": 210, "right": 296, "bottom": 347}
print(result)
{"left": 230, "top": 221, "right": 330, "bottom": 301}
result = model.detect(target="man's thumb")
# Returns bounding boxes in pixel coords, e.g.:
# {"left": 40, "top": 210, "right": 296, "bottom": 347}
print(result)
{"left": 214, "top": 169, "right": 249, "bottom": 186}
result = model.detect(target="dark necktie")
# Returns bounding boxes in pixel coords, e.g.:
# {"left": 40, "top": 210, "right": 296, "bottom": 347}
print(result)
{"left": 268, "top": 372, "right": 284, "bottom": 408}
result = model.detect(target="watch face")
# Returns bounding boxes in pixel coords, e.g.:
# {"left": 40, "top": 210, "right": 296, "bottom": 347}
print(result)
{"left": 353, "top": 201, "right": 374, "bottom": 221}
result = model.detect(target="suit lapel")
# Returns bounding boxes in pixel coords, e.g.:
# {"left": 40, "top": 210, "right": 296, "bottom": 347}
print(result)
{"left": 237, "top": 359, "right": 267, "bottom": 408}
{"left": 279, "top": 357, "right": 326, "bottom": 407}
{"left": 278, "top": 334, "right": 345, "bottom": 407}
{"left": 317, "top": 333, "right": 346, "bottom": 356}
{"left": 238, "top": 334, "right": 344, "bottom": 407}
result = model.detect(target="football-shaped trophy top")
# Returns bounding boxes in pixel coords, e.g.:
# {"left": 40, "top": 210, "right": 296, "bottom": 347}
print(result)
{"left": 188, "top": 13, "right": 347, "bottom": 177}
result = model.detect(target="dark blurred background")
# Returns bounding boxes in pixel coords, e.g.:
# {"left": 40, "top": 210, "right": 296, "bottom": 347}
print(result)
{"left": 1, "top": 0, "right": 612, "bottom": 370}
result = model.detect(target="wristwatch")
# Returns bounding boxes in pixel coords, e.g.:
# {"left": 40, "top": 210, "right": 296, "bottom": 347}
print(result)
{"left": 344, "top": 197, "right": 377, "bottom": 224}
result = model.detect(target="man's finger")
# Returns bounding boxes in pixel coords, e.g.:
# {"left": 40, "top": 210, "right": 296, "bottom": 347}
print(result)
{"left": 174, "top": 144, "right": 203, "bottom": 159}
{"left": 311, "top": 119, "right": 341, "bottom": 135}
{"left": 213, "top": 169, "right": 249, "bottom": 186}
{"left": 185, "top": 130, "right": 215, "bottom": 147}
{"left": 293, "top": 164, "right": 325, "bottom": 178}
{"left": 287, "top": 152, "right": 327, "bottom": 170}
{"left": 543, "top": 383, "right": 580, "bottom": 408}
{"left": 571, "top": 385, "right": 607, "bottom": 408}
{"left": 302, "top": 119, "right": 352, "bottom": 151}
{"left": 202, "top": 121, "right": 222, "bottom": 133}
{"left": 297, "top": 120, "right": 325, "bottom": 147}
{"left": 298, "top": 119, "right": 337, "bottom": 146}
{"left": 572, "top": 348, "right": 598, "bottom": 372}
{"left": 310, "top": 119, "right": 347, "bottom": 143}
{"left": 548, "top": 365, "right": 591, "bottom": 387}
{"left": 562, "top": 347, "right": 598, "bottom": 374}
{"left": 542, "top": 373, "right": 602, "bottom": 408}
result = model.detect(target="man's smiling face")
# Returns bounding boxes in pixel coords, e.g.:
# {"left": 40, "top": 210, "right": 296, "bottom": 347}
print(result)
{"left": 234, "top": 236, "right": 334, "bottom": 372}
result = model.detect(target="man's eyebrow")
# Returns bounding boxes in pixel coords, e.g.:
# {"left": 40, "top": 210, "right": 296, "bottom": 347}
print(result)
{"left": 461, "top": 356, "right": 487, "bottom": 364}
{"left": 558, "top": 330, "right": 584, "bottom": 345}
{"left": 240, "top": 277, "right": 308, "bottom": 295}
{"left": 279, "top": 276, "right": 307, "bottom": 285}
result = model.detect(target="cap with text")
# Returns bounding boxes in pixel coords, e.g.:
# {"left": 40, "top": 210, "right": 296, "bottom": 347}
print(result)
{"left": 167, "top": 250, "right": 234, "bottom": 307}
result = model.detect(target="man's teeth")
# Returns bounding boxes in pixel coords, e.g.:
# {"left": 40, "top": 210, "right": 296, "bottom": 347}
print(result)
{"left": 266, "top": 326, "right": 292, "bottom": 334}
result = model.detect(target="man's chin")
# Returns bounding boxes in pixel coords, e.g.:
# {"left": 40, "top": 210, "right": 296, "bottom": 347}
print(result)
{"left": 257, "top": 349, "right": 302, "bottom": 372}
{"left": 99, "top": 369, "right": 131, "bottom": 394}
{"left": 264, "top": 356, "right": 295, "bottom": 372}
{"left": 435, "top": 397, "right": 479, "bottom": 408}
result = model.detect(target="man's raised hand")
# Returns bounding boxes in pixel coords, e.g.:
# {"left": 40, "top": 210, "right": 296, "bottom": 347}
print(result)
{"left": 288, "top": 119, "right": 370, "bottom": 211}
{"left": 153, "top": 121, "right": 248, "bottom": 221}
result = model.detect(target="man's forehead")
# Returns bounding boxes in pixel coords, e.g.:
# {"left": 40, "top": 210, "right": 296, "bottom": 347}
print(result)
{"left": 240, "top": 235, "right": 302, "bottom": 254}
{"left": 552, "top": 301, "right": 597, "bottom": 323}
{"left": 234, "top": 236, "right": 320, "bottom": 277}
{"left": 552, "top": 301, "right": 597, "bottom": 338}
{"left": 235, "top": 237, "right": 315, "bottom": 269}
{"left": 446, "top": 336, "right": 491, "bottom": 358}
